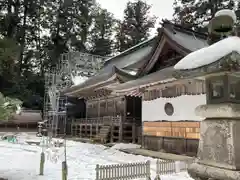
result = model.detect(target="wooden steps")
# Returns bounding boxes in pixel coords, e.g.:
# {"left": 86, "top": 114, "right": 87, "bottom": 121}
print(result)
{"left": 94, "top": 125, "right": 111, "bottom": 144}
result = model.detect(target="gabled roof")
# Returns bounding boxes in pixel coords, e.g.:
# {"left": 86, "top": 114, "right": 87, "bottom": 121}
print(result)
{"left": 138, "top": 21, "right": 208, "bottom": 76}
{"left": 63, "top": 36, "right": 159, "bottom": 96}
{"left": 63, "top": 21, "right": 209, "bottom": 97}
{"left": 163, "top": 21, "right": 208, "bottom": 52}
{"left": 164, "top": 27, "right": 208, "bottom": 52}
{"left": 98, "top": 37, "right": 158, "bottom": 75}
{"left": 113, "top": 21, "right": 209, "bottom": 94}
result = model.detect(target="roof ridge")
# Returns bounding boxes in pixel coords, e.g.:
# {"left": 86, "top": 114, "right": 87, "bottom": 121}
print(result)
{"left": 104, "top": 37, "right": 156, "bottom": 65}
{"left": 161, "top": 20, "right": 208, "bottom": 39}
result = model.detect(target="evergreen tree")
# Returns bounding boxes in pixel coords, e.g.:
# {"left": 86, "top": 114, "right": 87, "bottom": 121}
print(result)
{"left": 173, "top": 0, "right": 239, "bottom": 32}
{"left": 0, "top": 38, "right": 19, "bottom": 80}
{"left": 116, "top": 0, "right": 156, "bottom": 52}
{"left": 0, "top": 0, "right": 117, "bottom": 109}
{"left": 90, "top": 6, "right": 117, "bottom": 56}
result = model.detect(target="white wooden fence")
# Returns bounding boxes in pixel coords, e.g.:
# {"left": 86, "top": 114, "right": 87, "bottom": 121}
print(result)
{"left": 96, "top": 159, "right": 195, "bottom": 180}
{"left": 95, "top": 160, "right": 151, "bottom": 180}
{"left": 154, "top": 159, "right": 195, "bottom": 180}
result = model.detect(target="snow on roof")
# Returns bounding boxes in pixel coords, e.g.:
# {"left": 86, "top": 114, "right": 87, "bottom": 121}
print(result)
{"left": 215, "top": 9, "right": 237, "bottom": 23}
{"left": 71, "top": 75, "right": 88, "bottom": 86}
{"left": 174, "top": 36, "right": 240, "bottom": 70}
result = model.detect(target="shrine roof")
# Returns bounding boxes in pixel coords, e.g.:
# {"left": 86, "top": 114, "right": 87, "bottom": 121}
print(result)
{"left": 63, "top": 21, "right": 209, "bottom": 96}
{"left": 62, "top": 37, "right": 158, "bottom": 96}
{"left": 163, "top": 25, "right": 208, "bottom": 52}
{"left": 138, "top": 20, "right": 208, "bottom": 75}
{"left": 62, "top": 66, "right": 136, "bottom": 96}
{"left": 101, "top": 37, "right": 157, "bottom": 73}
{"left": 113, "top": 66, "right": 176, "bottom": 93}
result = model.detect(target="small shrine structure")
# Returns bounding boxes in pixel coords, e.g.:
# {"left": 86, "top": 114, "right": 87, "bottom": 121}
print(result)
{"left": 62, "top": 20, "right": 208, "bottom": 151}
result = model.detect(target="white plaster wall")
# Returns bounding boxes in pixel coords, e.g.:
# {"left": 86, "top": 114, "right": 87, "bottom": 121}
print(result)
{"left": 142, "top": 94, "right": 206, "bottom": 121}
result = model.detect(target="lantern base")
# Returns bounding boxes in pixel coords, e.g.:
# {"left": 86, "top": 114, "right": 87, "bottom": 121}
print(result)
{"left": 188, "top": 162, "right": 240, "bottom": 180}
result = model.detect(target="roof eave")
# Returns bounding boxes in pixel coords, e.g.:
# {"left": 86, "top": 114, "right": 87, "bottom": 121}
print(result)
{"left": 113, "top": 78, "right": 176, "bottom": 94}
{"left": 64, "top": 74, "right": 117, "bottom": 96}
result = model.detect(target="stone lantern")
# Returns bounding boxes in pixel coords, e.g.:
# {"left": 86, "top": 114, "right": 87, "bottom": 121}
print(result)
{"left": 173, "top": 9, "right": 240, "bottom": 180}
{"left": 206, "top": 73, "right": 240, "bottom": 104}
{"left": 208, "top": 9, "right": 237, "bottom": 44}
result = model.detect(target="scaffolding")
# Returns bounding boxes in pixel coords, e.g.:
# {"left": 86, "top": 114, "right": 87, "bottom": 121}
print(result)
{"left": 43, "top": 52, "right": 106, "bottom": 140}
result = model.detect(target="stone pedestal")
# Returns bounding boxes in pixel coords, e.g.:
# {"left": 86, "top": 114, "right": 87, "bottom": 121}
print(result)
{"left": 188, "top": 103, "right": 240, "bottom": 180}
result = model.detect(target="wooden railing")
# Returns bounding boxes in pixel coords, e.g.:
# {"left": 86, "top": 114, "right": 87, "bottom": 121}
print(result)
{"left": 73, "top": 117, "right": 104, "bottom": 124}
{"left": 72, "top": 116, "right": 140, "bottom": 125}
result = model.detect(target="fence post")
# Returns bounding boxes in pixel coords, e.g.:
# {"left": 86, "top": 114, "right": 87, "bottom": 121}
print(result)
{"left": 154, "top": 160, "right": 160, "bottom": 180}
{"left": 96, "top": 164, "right": 99, "bottom": 180}
{"left": 39, "top": 152, "right": 45, "bottom": 175}
{"left": 154, "top": 175, "right": 161, "bottom": 180}
{"left": 146, "top": 160, "right": 151, "bottom": 180}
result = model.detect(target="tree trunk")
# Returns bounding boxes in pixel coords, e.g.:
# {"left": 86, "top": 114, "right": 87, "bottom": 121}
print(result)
{"left": 18, "top": 3, "right": 28, "bottom": 76}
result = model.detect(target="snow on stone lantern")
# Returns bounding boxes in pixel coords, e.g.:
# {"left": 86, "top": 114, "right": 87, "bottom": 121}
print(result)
{"left": 173, "top": 9, "right": 240, "bottom": 180}
{"left": 208, "top": 9, "right": 237, "bottom": 44}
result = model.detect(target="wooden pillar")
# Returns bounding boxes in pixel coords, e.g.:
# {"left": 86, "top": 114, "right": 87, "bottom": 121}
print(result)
{"left": 71, "top": 124, "right": 73, "bottom": 136}
{"left": 96, "top": 124, "right": 99, "bottom": 135}
{"left": 98, "top": 99, "right": 100, "bottom": 118}
{"left": 79, "top": 125, "right": 82, "bottom": 137}
{"left": 90, "top": 124, "right": 92, "bottom": 139}
{"left": 71, "top": 119, "right": 73, "bottom": 137}
{"left": 110, "top": 125, "right": 114, "bottom": 143}
{"left": 119, "top": 117, "right": 123, "bottom": 142}
{"left": 132, "top": 123, "right": 136, "bottom": 143}
{"left": 84, "top": 123, "right": 86, "bottom": 137}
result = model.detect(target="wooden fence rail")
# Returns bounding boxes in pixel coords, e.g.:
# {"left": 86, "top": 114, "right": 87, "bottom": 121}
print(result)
{"left": 156, "top": 160, "right": 176, "bottom": 175}
{"left": 95, "top": 161, "right": 151, "bottom": 180}
{"left": 95, "top": 159, "right": 195, "bottom": 180}
{"left": 155, "top": 159, "right": 195, "bottom": 180}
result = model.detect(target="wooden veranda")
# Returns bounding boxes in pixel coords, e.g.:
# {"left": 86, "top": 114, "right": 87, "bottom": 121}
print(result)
{"left": 71, "top": 116, "right": 141, "bottom": 143}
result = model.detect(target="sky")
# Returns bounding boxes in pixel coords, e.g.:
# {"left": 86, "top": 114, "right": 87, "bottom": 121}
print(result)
{"left": 97, "top": 0, "right": 175, "bottom": 35}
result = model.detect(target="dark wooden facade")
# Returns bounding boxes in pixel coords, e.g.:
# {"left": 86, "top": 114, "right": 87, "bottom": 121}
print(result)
{"left": 70, "top": 95, "right": 142, "bottom": 143}
{"left": 86, "top": 95, "right": 141, "bottom": 120}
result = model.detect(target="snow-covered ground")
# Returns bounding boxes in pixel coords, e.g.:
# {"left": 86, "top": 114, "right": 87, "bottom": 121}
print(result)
{"left": 110, "top": 143, "right": 141, "bottom": 150}
{"left": 0, "top": 133, "right": 193, "bottom": 180}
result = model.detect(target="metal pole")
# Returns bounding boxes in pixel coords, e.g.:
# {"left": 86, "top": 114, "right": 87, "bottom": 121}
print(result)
{"left": 62, "top": 108, "right": 68, "bottom": 180}
{"left": 39, "top": 124, "right": 45, "bottom": 175}
{"left": 62, "top": 137, "right": 67, "bottom": 180}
